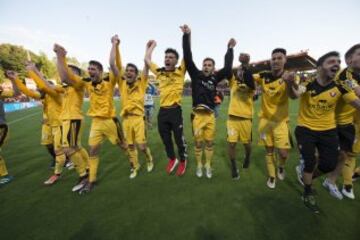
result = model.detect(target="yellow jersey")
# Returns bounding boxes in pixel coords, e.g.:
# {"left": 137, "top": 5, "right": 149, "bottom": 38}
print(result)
{"left": 149, "top": 60, "right": 186, "bottom": 107}
{"left": 83, "top": 73, "right": 117, "bottom": 118}
{"left": 297, "top": 78, "right": 358, "bottom": 131}
{"left": 335, "top": 68, "right": 360, "bottom": 125}
{"left": 253, "top": 71, "right": 289, "bottom": 122}
{"left": 118, "top": 73, "right": 148, "bottom": 117}
{"left": 228, "top": 74, "right": 254, "bottom": 119}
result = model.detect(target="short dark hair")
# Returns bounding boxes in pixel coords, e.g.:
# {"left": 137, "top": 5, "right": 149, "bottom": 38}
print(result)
{"left": 165, "top": 48, "right": 179, "bottom": 60}
{"left": 272, "top": 48, "right": 287, "bottom": 56}
{"left": 126, "top": 63, "right": 139, "bottom": 75}
{"left": 68, "top": 64, "right": 82, "bottom": 76}
{"left": 345, "top": 44, "right": 360, "bottom": 60}
{"left": 203, "top": 57, "right": 215, "bottom": 65}
{"left": 317, "top": 51, "right": 340, "bottom": 67}
{"left": 89, "top": 60, "right": 103, "bottom": 72}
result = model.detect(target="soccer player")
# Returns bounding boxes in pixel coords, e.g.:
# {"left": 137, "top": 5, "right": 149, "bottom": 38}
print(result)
{"left": 109, "top": 34, "right": 153, "bottom": 179}
{"left": 145, "top": 33, "right": 188, "bottom": 176}
{"left": 252, "top": 48, "right": 295, "bottom": 189}
{"left": 0, "top": 71, "right": 19, "bottom": 186}
{"left": 287, "top": 51, "right": 360, "bottom": 213}
{"left": 6, "top": 64, "right": 67, "bottom": 185}
{"left": 53, "top": 44, "right": 90, "bottom": 192}
{"left": 323, "top": 44, "right": 360, "bottom": 200}
{"left": 180, "top": 24, "right": 235, "bottom": 178}
{"left": 227, "top": 53, "right": 255, "bottom": 179}
{"left": 55, "top": 42, "right": 128, "bottom": 193}
{"left": 144, "top": 83, "right": 156, "bottom": 129}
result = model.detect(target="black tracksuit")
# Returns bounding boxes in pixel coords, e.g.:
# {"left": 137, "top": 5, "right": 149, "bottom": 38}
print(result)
{"left": 182, "top": 33, "right": 234, "bottom": 111}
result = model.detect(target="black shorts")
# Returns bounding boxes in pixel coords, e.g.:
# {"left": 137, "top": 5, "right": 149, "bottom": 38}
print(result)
{"left": 337, "top": 124, "right": 355, "bottom": 153}
{"left": 295, "top": 126, "right": 339, "bottom": 174}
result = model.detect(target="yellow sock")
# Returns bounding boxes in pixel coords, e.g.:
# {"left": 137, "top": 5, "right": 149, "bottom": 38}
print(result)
{"left": 0, "top": 156, "right": 8, "bottom": 177}
{"left": 266, "top": 153, "right": 276, "bottom": 178}
{"left": 70, "top": 150, "right": 87, "bottom": 177}
{"left": 89, "top": 156, "right": 100, "bottom": 183}
{"left": 79, "top": 147, "right": 90, "bottom": 169}
{"left": 204, "top": 146, "right": 213, "bottom": 169}
{"left": 194, "top": 146, "right": 203, "bottom": 168}
{"left": 144, "top": 147, "right": 153, "bottom": 163}
{"left": 128, "top": 148, "right": 139, "bottom": 169}
{"left": 54, "top": 153, "right": 66, "bottom": 175}
{"left": 343, "top": 156, "right": 356, "bottom": 186}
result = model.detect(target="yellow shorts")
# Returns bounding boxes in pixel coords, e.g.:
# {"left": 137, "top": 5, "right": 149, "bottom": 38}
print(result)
{"left": 227, "top": 116, "right": 252, "bottom": 144}
{"left": 61, "top": 119, "right": 83, "bottom": 148}
{"left": 192, "top": 111, "right": 215, "bottom": 142}
{"left": 122, "top": 116, "right": 146, "bottom": 145}
{"left": 258, "top": 118, "right": 290, "bottom": 149}
{"left": 89, "top": 117, "right": 123, "bottom": 146}
{"left": 353, "top": 124, "right": 360, "bottom": 154}
{"left": 0, "top": 124, "right": 9, "bottom": 148}
{"left": 41, "top": 123, "right": 53, "bottom": 145}
{"left": 52, "top": 126, "right": 62, "bottom": 151}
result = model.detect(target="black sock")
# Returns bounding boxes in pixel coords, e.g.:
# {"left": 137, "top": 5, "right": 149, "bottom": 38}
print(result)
{"left": 344, "top": 184, "right": 353, "bottom": 191}
{"left": 230, "top": 158, "right": 237, "bottom": 170}
{"left": 304, "top": 184, "right": 312, "bottom": 195}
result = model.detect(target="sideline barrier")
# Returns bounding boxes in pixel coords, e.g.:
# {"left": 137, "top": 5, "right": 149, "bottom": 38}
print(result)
{"left": 4, "top": 101, "right": 41, "bottom": 113}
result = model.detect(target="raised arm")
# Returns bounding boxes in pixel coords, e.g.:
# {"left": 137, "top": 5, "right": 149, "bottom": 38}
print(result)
{"left": 145, "top": 40, "right": 157, "bottom": 73}
{"left": 216, "top": 38, "right": 236, "bottom": 81}
{"left": 109, "top": 34, "right": 122, "bottom": 77}
{"left": 5, "top": 70, "right": 41, "bottom": 99}
{"left": 25, "top": 62, "right": 62, "bottom": 98}
{"left": 53, "top": 43, "right": 83, "bottom": 88}
{"left": 180, "top": 24, "right": 198, "bottom": 77}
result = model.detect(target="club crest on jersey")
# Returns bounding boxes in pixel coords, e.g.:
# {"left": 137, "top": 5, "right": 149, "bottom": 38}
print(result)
{"left": 344, "top": 79, "right": 355, "bottom": 89}
{"left": 329, "top": 92, "right": 337, "bottom": 97}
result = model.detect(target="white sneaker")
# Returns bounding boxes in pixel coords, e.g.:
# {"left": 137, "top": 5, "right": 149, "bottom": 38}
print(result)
{"left": 322, "top": 179, "right": 343, "bottom": 200}
{"left": 295, "top": 165, "right": 304, "bottom": 186}
{"left": 277, "top": 167, "right": 285, "bottom": 181}
{"left": 72, "top": 177, "right": 88, "bottom": 192}
{"left": 147, "top": 161, "right": 154, "bottom": 172}
{"left": 342, "top": 187, "right": 355, "bottom": 200}
{"left": 196, "top": 167, "right": 203, "bottom": 178}
{"left": 205, "top": 167, "right": 212, "bottom": 179}
{"left": 129, "top": 168, "right": 139, "bottom": 179}
{"left": 267, "top": 177, "right": 276, "bottom": 189}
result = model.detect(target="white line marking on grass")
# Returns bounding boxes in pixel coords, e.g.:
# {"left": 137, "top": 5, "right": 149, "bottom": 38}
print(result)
{"left": 8, "top": 111, "right": 41, "bottom": 125}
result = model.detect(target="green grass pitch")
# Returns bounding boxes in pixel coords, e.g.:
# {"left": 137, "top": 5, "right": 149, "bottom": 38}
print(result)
{"left": 0, "top": 97, "right": 359, "bottom": 240}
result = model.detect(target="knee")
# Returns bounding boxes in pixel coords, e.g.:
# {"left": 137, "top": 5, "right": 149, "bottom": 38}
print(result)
{"left": 138, "top": 144, "right": 146, "bottom": 152}
{"left": 128, "top": 144, "right": 136, "bottom": 151}
{"left": 89, "top": 145, "right": 100, "bottom": 156}
{"left": 318, "top": 158, "right": 337, "bottom": 174}
{"left": 205, "top": 141, "right": 213, "bottom": 148}
{"left": 303, "top": 157, "right": 317, "bottom": 173}
{"left": 279, "top": 149, "right": 288, "bottom": 159}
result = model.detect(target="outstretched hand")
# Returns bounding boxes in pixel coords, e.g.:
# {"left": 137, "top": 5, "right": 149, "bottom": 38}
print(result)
{"left": 25, "top": 61, "right": 36, "bottom": 71}
{"left": 53, "top": 43, "right": 67, "bottom": 57}
{"left": 180, "top": 24, "right": 191, "bottom": 34}
{"left": 111, "top": 34, "right": 120, "bottom": 45}
{"left": 146, "top": 40, "right": 157, "bottom": 49}
{"left": 228, "top": 38, "right": 237, "bottom": 48}
{"left": 5, "top": 70, "right": 18, "bottom": 81}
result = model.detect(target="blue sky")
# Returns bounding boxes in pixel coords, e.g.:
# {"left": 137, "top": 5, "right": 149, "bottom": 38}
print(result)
{"left": 0, "top": 0, "right": 359, "bottom": 69}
